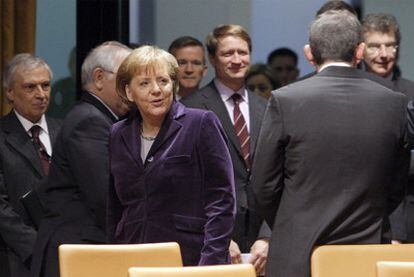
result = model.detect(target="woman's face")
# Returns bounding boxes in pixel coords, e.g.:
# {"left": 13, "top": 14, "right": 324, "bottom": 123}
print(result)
{"left": 126, "top": 66, "right": 174, "bottom": 123}
{"left": 246, "top": 74, "right": 273, "bottom": 99}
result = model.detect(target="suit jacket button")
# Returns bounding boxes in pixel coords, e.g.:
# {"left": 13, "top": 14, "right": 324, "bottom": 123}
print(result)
{"left": 147, "top": 156, "right": 154, "bottom": 163}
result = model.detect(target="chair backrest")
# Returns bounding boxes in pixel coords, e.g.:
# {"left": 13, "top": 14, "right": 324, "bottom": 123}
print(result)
{"left": 59, "top": 242, "right": 182, "bottom": 277}
{"left": 377, "top": 261, "right": 414, "bottom": 277}
{"left": 128, "top": 264, "right": 256, "bottom": 277}
{"left": 311, "top": 244, "right": 414, "bottom": 277}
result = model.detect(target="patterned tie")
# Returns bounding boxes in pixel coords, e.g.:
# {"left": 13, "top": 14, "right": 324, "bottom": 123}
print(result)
{"left": 232, "top": 93, "right": 250, "bottom": 169}
{"left": 30, "top": 125, "right": 50, "bottom": 174}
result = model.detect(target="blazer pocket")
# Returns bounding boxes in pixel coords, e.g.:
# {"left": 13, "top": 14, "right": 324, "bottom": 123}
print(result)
{"left": 164, "top": 155, "right": 191, "bottom": 165}
{"left": 173, "top": 214, "right": 206, "bottom": 234}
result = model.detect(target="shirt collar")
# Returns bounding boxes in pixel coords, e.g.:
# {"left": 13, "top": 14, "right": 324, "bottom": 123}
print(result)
{"left": 319, "top": 62, "right": 352, "bottom": 73}
{"left": 214, "top": 78, "right": 248, "bottom": 103}
{"left": 14, "top": 110, "right": 49, "bottom": 135}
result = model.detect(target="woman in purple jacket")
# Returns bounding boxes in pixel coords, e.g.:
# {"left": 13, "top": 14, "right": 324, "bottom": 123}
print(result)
{"left": 107, "top": 45, "right": 236, "bottom": 266}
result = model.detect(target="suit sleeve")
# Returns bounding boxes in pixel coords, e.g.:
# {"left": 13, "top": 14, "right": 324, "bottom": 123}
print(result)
{"left": 198, "top": 111, "right": 236, "bottom": 265}
{"left": 0, "top": 158, "right": 36, "bottom": 263}
{"left": 388, "top": 97, "right": 410, "bottom": 241}
{"left": 251, "top": 94, "right": 286, "bottom": 228}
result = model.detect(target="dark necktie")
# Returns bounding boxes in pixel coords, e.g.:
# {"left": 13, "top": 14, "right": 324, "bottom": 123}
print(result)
{"left": 232, "top": 93, "right": 250, "bottom": 169}
{"left": 30, "top": 125, "right": 50, "bottom": 175}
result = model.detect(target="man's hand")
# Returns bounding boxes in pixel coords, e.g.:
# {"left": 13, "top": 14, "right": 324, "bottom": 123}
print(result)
{"left": 229, "top": 240, "right": 242, "bottom": 264}
{"left": 249, "top": 238, "right": 269, "bottom": 275}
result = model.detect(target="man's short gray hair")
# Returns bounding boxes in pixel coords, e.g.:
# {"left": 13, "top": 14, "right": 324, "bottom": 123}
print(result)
{"left": 81, "top": 41, "right": 132, "bottom": 90}
{"left": 309, "top": 10, "right": 362, "bottom": 65}
{"left": 3, "top": 53, "right": 53, "bottom": 89}
{"left": 362, "top": 13, "right": 401, "bottom": 45}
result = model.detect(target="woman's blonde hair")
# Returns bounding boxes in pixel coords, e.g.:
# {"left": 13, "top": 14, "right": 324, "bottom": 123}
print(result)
{"left": 116, "top": 45, "right": 179, "bottom": 105}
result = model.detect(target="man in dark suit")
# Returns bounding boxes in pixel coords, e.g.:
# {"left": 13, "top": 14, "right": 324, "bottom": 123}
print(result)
{"left": 30, "top": 41, "right": 132, "bottom": 277}
{"left": 0, "top": 54, "right": 61, "bottom": 277}
{"left": 181, "top": 24, "right": 269, "bottom": 274}
{"left": 252, "top": 11, "right": 409, "bottom": 277}
{"left": 362, "top": 13, "right": 414, "bottom": 243}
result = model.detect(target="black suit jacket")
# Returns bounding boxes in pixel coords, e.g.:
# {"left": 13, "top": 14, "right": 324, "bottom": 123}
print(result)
{"left": 31, "top": 92, "right": 117, "bottom": 277}
{"left": 181, "top": 81, "right": 269, "bottom": 252}
{"left": 0, "top": 112, "right": 61, "bottom": 277}
{"left": 395, "top": 76, "right": 414, "bottom": 242}
{"left": 252, "top": 66, "right": 409, "bottom": 277}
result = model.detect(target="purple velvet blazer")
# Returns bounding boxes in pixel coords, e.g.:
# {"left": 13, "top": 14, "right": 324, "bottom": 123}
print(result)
{"left": 107, "top": 101, "right": 236, "bottom": 265}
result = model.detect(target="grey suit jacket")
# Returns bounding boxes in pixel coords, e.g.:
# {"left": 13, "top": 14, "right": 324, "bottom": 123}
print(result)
{"left": 395, "top": 76, "right": 414, "bottom": 241}
{"left": 0, "top": 111, "right": 61, "bottom": 277}
{"left": 181, "top": 81, "right": 269, "bottom": 252}
{"left": 252, "top": 66, "right": 409, "bottom": 277}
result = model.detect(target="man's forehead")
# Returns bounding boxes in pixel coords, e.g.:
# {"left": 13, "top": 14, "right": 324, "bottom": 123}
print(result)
{"left": 364, "top": 31, "right": 396, "bottom": 42}
{"left": 14, "top": 65, "right": 50, "bottom": 81}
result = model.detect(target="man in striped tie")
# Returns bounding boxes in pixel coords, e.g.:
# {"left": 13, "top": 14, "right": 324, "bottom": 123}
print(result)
{"left": 181, "top": 24, "right": 269, "bottom": 275}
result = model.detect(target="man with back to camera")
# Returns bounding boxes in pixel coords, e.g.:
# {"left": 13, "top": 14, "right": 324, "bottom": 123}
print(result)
{"left": 30, "top": 41, "right": 132, "bottom": 277}
{"left": 267, "top": 47, "right": 299, "bottom": 86}
{"left": 0, "top": 54, "right": 61, "bottom": 277}
{"left": 252, "top": 10, "right": 409, "bottom": 277}
{"left": 181, "top": 24, "right": 270, "bottom": 275}
{"left": 168, "top": 36, "right": 208, "bottom": 100}
{"left": 362, "top": 13, "right": 414, "bottom": 243}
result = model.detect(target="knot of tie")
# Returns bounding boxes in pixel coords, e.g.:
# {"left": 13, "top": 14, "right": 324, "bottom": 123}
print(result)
{"left": 30, "top": 125, "right": 41, "bottom": 138}
{"left": 231, "top": 93, "right": 242, "bottom": 105}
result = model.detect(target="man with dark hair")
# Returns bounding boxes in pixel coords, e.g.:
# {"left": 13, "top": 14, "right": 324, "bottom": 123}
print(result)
{"left": 362, "top": 13, "right": 414, "bottom": 243}
{"left": 316, "top": 0, "right": 357, "bottom": 17}
{"left": 31, "top": 41, "right": 132, "bottom": 277}
{"left": 267, "top": 47, "right": 299, "bottom": 86}
{"left": 0, "top": 54, "right": 61, "bottom": 277}
{"left": 182, "top": 24, "right": 269, "bottom": 275}
{"left": 252, "top": 11, "right": 409, "bottom": 277}
{"left": 168, "top": 36, "right": 207, "bottom": 99}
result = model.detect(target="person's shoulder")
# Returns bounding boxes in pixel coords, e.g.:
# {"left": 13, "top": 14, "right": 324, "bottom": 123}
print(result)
{"left": 181, "top": 81, "right": 215, "bottom": 105}
{"left": 247, "top": 89, "right": 267, "bottom": 105}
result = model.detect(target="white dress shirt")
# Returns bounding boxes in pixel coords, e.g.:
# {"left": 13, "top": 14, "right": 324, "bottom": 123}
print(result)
{"left": 14, "top": 110, "right": 52, "bottom": 156}
{"left": 214, "top": 78, "right": 250, "bottom": 132}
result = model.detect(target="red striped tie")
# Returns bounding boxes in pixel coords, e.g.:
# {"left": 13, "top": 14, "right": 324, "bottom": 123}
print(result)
{"left": 30, "top": 125, "right": 50, "bottom": 175}
{"left": 232, "top": 93, "right": 250, "bottom": 169}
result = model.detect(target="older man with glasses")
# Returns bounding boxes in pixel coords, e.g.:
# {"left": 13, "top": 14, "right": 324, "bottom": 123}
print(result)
{"left": 362, "top": 13, "right": 414, "bottom": 96}
{"left": 362, "top": 13, "right": 414, "bottom": 245}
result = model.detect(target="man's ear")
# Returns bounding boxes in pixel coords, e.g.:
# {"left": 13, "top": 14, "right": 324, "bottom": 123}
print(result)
{"left": 354, "top": 42, "right": 365, "bottom": 65}
{"left": 5, "top": 88, "right": 14, "bottom": 102}
{"left": 304, "top": 44, "right": 316, "bottom": 67}
{"left": 92, "top": 68, "right": 105, "bottom": 90}
{"left": 208, "top": 54, "right": 216, "bottom": 68}
{"left": 202, "top": 65, "right": 208, "bottom": 77}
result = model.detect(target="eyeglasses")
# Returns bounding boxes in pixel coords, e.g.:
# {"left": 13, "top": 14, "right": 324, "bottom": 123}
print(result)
{"left": 365, "top": 43, "right": 399, "bottom": 56}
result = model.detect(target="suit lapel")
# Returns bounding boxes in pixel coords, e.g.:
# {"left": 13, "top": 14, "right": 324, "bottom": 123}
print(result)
{"left": 147, "top": 102, "right": 183, "bottom": 159}
{"left": 248, "top": 91, "right": 264, "bottom": 158}
{"left": 120, "top": 115, "right": 143, "bottom": 168}
{"left": 2, "top": 112, "right": 44, "bottom": 177}
{"left": 201, "top": 82, "right": 242, "bottom": 154}
{"left": 46, "top": 117, "right": 60, "bottom": 145}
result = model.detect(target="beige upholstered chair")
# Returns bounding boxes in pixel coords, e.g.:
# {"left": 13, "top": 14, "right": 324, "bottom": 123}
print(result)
{"left": 377, "top": 261, "right": 414, "bottom": 277}
{"left": 128, "top": 264, "right": 256, "bottom": 277}
{"left": 311, "top": 244, "right": 414, "bottom": 277}
{"left": 59, "top": 242, "right": 182, "bottom": 277}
